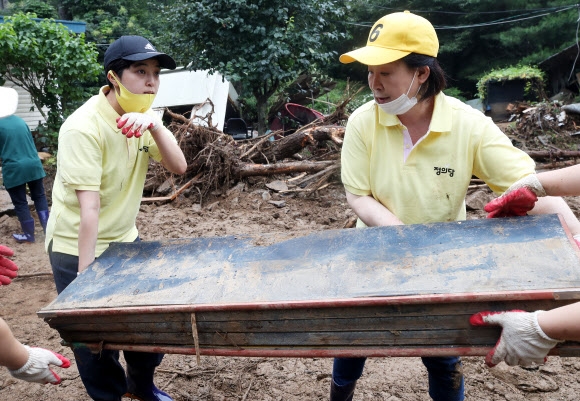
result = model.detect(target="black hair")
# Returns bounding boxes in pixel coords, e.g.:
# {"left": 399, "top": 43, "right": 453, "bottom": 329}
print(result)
{"left": 104, "top": 59, "right": 133, "bottom": 88}
{"left": 401, "top": 53, "right": 447, "bottom": 101}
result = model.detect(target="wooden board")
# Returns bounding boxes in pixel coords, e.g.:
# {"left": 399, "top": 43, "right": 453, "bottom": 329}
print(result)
{"left": 38, "top": 214, "right": 580, "bottom": 358}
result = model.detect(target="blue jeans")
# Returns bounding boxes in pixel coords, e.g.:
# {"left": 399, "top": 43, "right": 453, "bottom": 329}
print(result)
{"left": 333, "top": 356, "right": 464, "bottom": 401}
{"left": 48, "top": 239, "right": 165, "bottom": 401}
{"left": 6, "top": 178, "right": 48, "bottom": 222}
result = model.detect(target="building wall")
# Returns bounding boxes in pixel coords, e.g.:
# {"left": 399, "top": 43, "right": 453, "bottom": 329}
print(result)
{"left": 3, "top": 83, "right": 47, "bottom": 131}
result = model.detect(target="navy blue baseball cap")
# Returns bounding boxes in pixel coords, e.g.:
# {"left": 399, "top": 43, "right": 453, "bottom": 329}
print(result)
{"left": 104, "top": 35, "right": 176, "bottom": 70}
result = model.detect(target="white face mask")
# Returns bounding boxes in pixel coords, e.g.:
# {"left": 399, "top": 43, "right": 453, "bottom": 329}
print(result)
{"left": 377, "top": 71, "right": 421, "bottom": 115}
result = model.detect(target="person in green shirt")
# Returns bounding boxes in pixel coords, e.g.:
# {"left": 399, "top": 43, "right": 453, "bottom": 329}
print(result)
{"left": 0, "top": 87, "right": 49, "bottom": 243}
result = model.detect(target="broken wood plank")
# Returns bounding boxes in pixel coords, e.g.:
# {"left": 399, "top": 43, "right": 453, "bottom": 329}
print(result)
{"left": 141, "top": 173, "right": 203, "bottom": 203}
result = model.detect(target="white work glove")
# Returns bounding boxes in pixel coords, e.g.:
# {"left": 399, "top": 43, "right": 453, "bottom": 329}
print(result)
{"left": 116, "top": 113, "right": 159, "bottom": 138}
{"left": 9, "top": 345, "right": 71, "bottom": 384}
{"left": 470, "top": 310, "right": 561, "bottom": 367}
{"left": 503, "top": 174, "right": 547, "bottom": 197}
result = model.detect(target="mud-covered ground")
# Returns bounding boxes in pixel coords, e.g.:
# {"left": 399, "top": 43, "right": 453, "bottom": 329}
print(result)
{"left": 2, "top": 177, "right": 580, "bottom": 401}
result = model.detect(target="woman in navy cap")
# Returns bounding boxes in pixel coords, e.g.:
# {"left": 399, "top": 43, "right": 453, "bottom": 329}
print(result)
{"left": 45, "top": 35, "right": 186, "bottom": 401}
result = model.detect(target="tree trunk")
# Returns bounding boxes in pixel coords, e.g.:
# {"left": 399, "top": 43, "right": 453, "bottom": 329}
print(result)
{"left": 248, "top": 125, "right": 345, "bottom": 163}
{"left": 526, "top": 150, "right": 580, "bottom": 160}
{"left": 255, "top": 94, "right": 269, "bottom": 136}
{"left": 234, "top": 160, "right": 336, "bottom": 177}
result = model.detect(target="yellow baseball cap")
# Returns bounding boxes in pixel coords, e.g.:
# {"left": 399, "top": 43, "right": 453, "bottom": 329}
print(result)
{"left": 340, "top": 11, "right": 438, "bottom": 65}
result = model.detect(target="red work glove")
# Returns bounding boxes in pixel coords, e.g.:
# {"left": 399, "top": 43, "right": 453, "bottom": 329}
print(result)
{"left": 0, "top": 245, "right": 18, "bottom": 285}
{"left": 116, "top": 113, "right": 158, "bottom": 138}
{"left": 484, "top": 187, "right": 538, "bottom": 218}
{"left": 9, "top": 345, "right": 71, "bottom": 385}
{"left": 470, "top": 310, "right": 561, "bottom": 367}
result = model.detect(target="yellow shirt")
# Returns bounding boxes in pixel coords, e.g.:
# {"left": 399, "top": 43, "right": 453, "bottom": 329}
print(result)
{"left": 341, "top": 92, "right": 535, "bottom": 226}
{"left": 46, "top": 86, "right": 175, "bottom": 257}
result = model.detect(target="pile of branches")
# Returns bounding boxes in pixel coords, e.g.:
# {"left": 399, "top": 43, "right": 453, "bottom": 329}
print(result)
{"left": 503, "top": 101, "right": 580, "bottom": 169}
{"left": 143, "top": 93, "right": 357, "bottom": 203}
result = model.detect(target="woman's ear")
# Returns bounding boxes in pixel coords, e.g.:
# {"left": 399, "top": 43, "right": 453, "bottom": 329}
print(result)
{"left": 107, "top": 70, "right": 120, "bottom": 88}
{"left": 417, "top": 66, "right": 431, "bottom": 84}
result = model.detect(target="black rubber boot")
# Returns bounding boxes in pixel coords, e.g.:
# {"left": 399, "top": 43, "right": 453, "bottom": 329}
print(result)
{"left": 12, "top": 219, "right": 35, "bottom": 243}
{"left": 330, "top": 380, "right": 357, "bottom": 401}
{"left": 38, "top": 210, "right": 49, "bottom": 233}
{"left": 126, "top": 364, "right": 173, "bottom": 401}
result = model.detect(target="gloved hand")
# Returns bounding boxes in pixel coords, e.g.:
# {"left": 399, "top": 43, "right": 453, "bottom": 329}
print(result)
{"left": 0, "top": 245, "right": 18, "bottom": 285}
{"left": 9, "top": 345, "right": 71, "bottom": 385}
{"left": 470, "top": 310, "right": 561, "bottom": 367}
{"left": 484, "top": 187, "right": 538, "bottom": 218}
{"left": 116, "top": 113, "right": 158, "bottom": 138}
{"left": 502, "top": 174, "right": 547, "bottom": 197}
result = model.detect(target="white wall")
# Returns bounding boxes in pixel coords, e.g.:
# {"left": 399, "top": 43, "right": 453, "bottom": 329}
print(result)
{"left": 3, "top": 83, "right": 46, "bottom": 131}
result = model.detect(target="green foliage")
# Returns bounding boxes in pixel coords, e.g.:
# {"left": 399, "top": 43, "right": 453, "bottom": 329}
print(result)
{"left": 311, "top": 79, "right": 373, "bottom": 115}
{"left": 476, "top": 65, "right": 545, "bottom": 100}
{"left": 54, "top": 0, "right": 177, "bottom": 60}
{"left": 4, "top": 0, "right": 58, "bottom": 18}
{"left": 0, "top": 13, "right": 102, "bottom": 150}
{"left": 161, "top": 0, "right": 349, "bottom": 134}
{"left": 337, "top": 0, "right": 578, "bottom": 98}
{"left": 75, "top": 6, "right": 154, "bottom": 45}
{"left": 311, "top": 81, "right": 348, "bottom": 115}
{"left": 443, "top": 87, "right": 467, "bottom": 102}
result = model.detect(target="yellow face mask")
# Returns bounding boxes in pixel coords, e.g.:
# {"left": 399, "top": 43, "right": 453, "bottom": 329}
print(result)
{"left": 108, "top": 71, "right": 155, "bottom": 113}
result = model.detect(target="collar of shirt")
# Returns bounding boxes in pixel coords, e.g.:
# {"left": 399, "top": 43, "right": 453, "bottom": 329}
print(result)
{"left": 377, "top": 92, "right": 452, "bottom": 135}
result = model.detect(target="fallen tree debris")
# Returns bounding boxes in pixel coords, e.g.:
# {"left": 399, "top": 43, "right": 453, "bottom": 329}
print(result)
{"left": 142, "top": 97, "right": 580, "bottom": 206}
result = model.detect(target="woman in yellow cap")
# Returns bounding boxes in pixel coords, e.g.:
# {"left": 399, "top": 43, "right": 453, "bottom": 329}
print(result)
{"left": 334, "top": 10, "right": 580, "bottom": 401}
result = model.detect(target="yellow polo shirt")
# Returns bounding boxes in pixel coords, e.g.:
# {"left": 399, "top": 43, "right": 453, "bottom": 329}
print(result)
{"left": 46, "top": 86, "right": 175, "bottom": 257}
{"left": 341, "top": 92, "right": 535, "bottom": 226}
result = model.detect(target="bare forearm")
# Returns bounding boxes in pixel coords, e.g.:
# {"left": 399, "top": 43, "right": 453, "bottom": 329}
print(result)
{"left": 77, "top": 191, "right": 100, "bottom": 272}
{"left": 345, "top": 191, "right": 404, "bottom": 227}
{"left": 0, "top": 318, "right": 28, "bottom": 370}
{"left": 538, "top": 302, "right": 580, "bottom": 341}
{"left": 78, "top": 217, "right": 98, "bottom": 272}
{"left": 538, "top": 165, "right": 580, "bottom": 196}
{"left": 151, "top": 126, "right": 187, "bottom": 174}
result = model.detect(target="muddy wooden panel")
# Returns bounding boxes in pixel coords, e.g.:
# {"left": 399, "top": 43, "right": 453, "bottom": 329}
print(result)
{"left": 39, "top": 214, "right": 580, "bottom": 313}
{"left": 38, "top": 214, "right": 580, "bottom": 357}
{"left": 50, "top": 299, "right": 577, "bottom": 334}
{"left": 60, "top": 329, "right": 501, "bottom": 347}
{"left": 44, "top": 298, "right": 575, "bottom": 326}
{"left": 46, "top": 299, "right": 580, "bottom": 355}
{"left": 44, "top": 298, "right": 576, "bottom": 330}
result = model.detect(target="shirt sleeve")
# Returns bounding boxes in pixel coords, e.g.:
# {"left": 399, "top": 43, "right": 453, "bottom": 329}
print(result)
{"left": 341, "top": 118, "right": 372, "bottom": 196}
{"left": 473, "top": 121, "right": 536, "bottom": 194}
{"left": 58, "top": 128, "right": 103, "bottom": 192}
